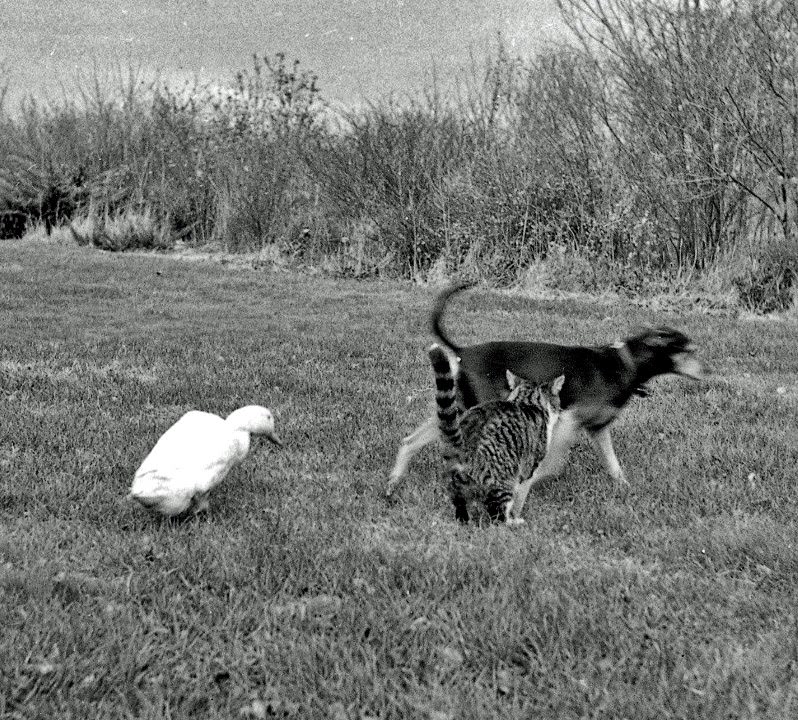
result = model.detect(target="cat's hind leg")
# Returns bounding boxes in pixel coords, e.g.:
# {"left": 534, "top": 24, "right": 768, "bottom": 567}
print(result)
{"left": 452, "top": 494, "right": 469, "bottom": 523}
{"left": 449, "top": 469, "right": 470, "bottom": 523}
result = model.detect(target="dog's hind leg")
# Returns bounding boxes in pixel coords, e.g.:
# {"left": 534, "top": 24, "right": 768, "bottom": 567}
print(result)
{"left": 510, "top": 411, "right": 580, "bottom": 520}
{"left": 586, "top": 426, "right": 627, "bottom": 485}
{"left": 386, "top": 415, "right": 440, "bottom": 497}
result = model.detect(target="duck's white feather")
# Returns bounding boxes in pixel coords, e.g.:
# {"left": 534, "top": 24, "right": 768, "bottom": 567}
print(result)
{"left": 129, "top": 410, "right": 256, "bottom": 516}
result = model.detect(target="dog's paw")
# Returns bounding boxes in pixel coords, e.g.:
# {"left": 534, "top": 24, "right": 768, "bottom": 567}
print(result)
{"left": 505, "top": 517, "right": 526, "bottom": 527}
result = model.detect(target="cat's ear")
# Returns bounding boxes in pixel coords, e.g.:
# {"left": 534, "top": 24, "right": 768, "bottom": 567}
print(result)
{"left": 506, "top": 370, "right": 520, "bottom": 390}
{"left": 551, "top": 375, "right": 565, "bottom": 395}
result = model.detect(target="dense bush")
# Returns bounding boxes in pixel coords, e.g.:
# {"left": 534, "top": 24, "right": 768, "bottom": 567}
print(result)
{"left": 734, "top": 239, "right": 798, "bottom": 314}
{"left": 0, "top": 55, "right": 323, "bottom": 251}
{"left": 67, "top": 212, "right": 171, "bottom": 252}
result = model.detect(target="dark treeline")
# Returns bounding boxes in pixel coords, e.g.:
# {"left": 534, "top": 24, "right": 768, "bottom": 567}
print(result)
{"left": 1, "top": 0, "right": 796, "bottom": 301}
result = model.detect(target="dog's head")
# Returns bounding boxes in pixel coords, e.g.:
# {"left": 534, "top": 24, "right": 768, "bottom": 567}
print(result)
{"left": 625, "top": 326, "right": 703, "bottom": 380}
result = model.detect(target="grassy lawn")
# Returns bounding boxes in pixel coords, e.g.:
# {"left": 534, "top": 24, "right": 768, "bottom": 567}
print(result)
{"left": 1, "top": 238, "right": 797, "bottom": 719}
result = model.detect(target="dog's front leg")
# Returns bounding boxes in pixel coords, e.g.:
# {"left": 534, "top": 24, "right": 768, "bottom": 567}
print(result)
{"left": 510, "top": 411, "right": 579, "bottom": 519}
{"left": 386, "top": 415, "right": 440, "bottom": 497}
{"left": 586, "top": 426, "right": 627, "bottom": 485}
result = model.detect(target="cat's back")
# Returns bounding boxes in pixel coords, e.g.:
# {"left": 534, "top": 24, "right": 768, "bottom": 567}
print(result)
{"left": 460, "top": 398, "right": 545, "bottom": 442}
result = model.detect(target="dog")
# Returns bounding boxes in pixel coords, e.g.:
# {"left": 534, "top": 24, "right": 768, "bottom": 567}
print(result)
{"left": 386, "top": 282, "right": 703, "bottom": 517}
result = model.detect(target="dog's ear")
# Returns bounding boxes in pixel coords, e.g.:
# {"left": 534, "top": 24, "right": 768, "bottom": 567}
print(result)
{"left": 551, "top": 374, "right": 565, "bottom": 395}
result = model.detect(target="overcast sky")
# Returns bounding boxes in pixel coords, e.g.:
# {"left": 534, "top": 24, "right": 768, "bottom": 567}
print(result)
{"left": 1, "top": 0, "right": 563, "bottom": 109}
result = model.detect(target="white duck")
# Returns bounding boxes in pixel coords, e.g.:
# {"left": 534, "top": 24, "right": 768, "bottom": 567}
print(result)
{"left": 129, "top": 405, "right": 282, "bottom": 517}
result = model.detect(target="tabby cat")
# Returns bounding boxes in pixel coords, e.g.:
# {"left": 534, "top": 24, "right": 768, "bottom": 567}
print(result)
{"left": 429, "top": 343, "right": 564, "bottom": 525}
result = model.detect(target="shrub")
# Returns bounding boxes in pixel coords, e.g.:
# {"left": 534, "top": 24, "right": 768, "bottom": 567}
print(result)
{"left": 68, "top": 212, "right": 170, "bottom": 252}
{"left": 0, "top": 211, "right": 27, "bottom": 239}
{"left": 0, "top": 102, "right": 87, "bottom": 234}
{"left": 305, "top": 97, "right": 468, "bottom": 277}
{"left": 734, "top": 239, "right": 798, "bottom": 313}
{"left": 0, "top": 56, "right": 324, "bottom": 251}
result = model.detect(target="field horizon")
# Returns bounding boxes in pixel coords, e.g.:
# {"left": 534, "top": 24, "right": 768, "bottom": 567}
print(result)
{"left": 1, "top": 237, "right": 797, "bottom": 718}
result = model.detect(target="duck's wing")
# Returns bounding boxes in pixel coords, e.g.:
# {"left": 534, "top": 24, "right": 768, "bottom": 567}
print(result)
{"left": 131, "top": 412, "right": 247, "bottom": 501}
{"left": 128, "top": 469, "right": 194, "bottom": 516}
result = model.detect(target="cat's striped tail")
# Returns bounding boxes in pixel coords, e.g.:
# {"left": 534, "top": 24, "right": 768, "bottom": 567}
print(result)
{"left": 428, "top": 343, "right": 463, "bottom": 455}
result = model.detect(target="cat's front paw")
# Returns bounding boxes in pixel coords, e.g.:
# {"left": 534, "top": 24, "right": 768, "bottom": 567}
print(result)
{"left": 505, "top": 517, "right": 526, "bottom": 527}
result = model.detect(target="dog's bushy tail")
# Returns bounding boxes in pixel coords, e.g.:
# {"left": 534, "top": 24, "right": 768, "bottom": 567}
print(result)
{"left": 429, "top": 281, "right": 475, "bottom": 353}
{"left": 429, "top": 344, "right": 463, "bottom": 457}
